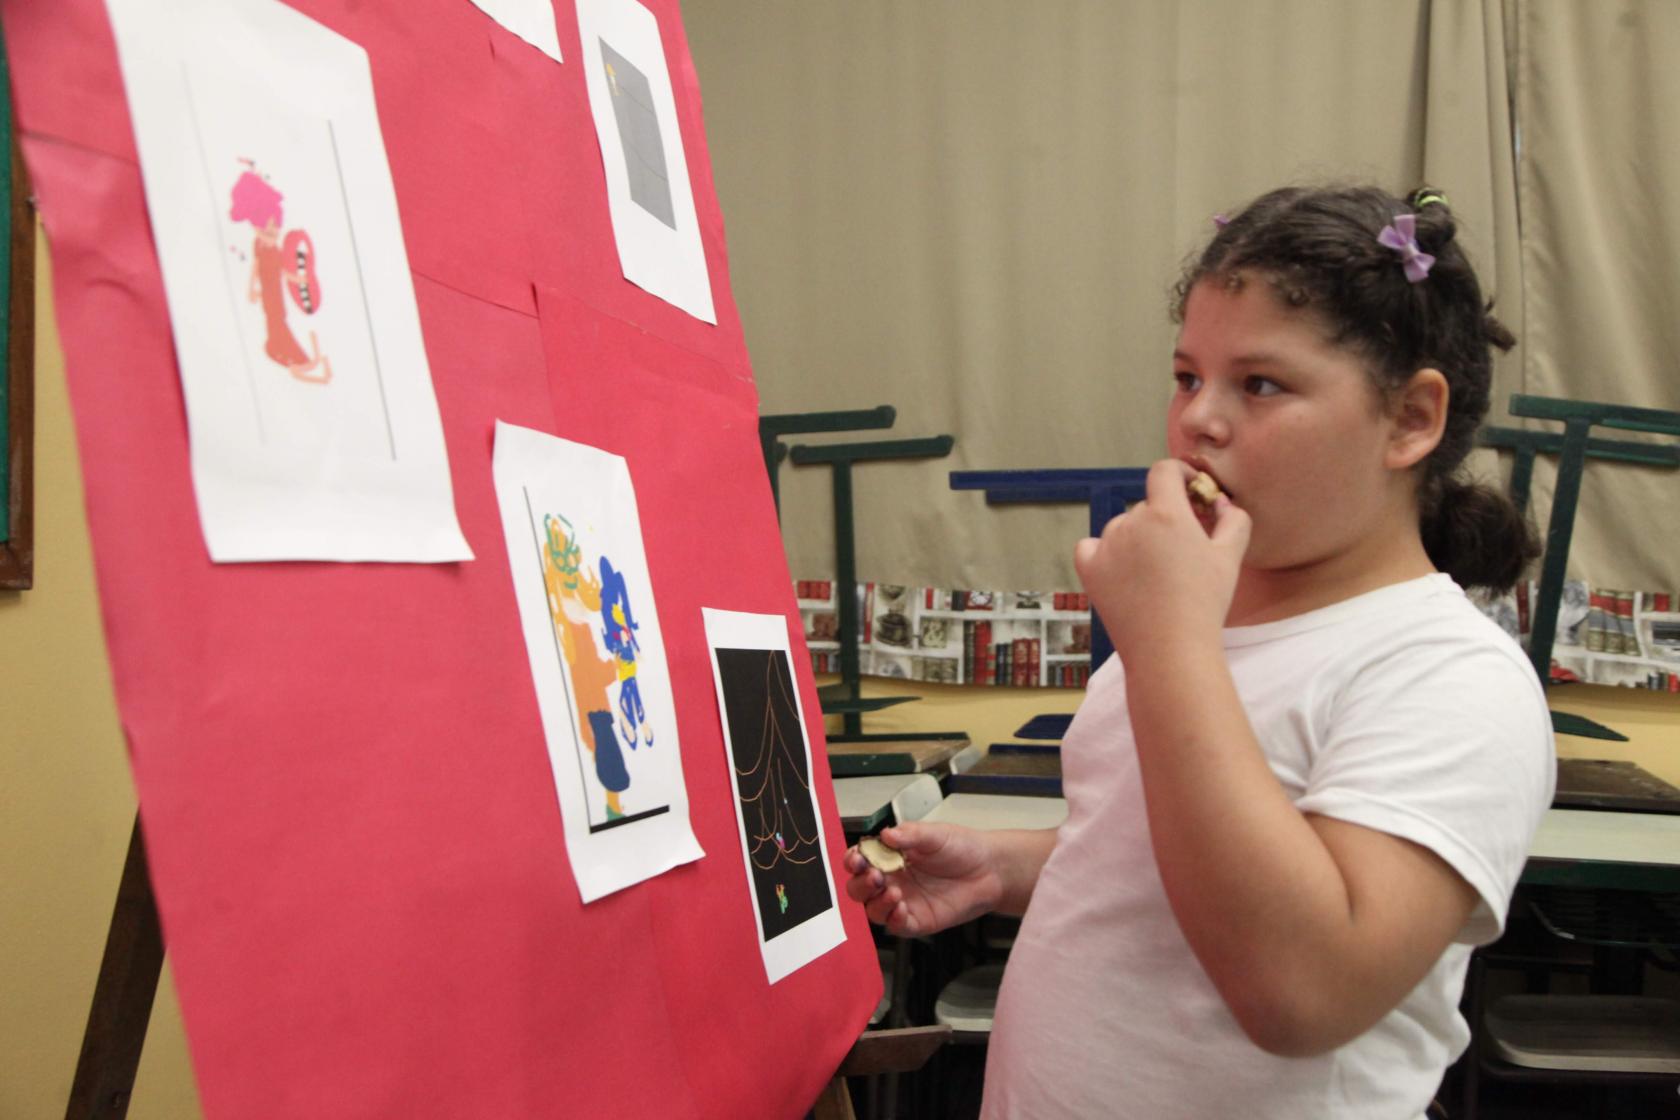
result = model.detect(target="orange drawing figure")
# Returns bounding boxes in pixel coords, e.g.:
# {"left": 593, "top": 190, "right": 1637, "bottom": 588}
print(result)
{"left": 541, "top": 513, "right": 631, "bottom": 820}
{"left": 229, "top": 166, "right": 333, "bottom": 384}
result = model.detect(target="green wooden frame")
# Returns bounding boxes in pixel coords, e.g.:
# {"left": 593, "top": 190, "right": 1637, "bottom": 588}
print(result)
{"left": 1507, "top": 395, "right": 1680, "bottom": 687}
{"left": 0, "top": 28, "right": 34, "bottom": 592}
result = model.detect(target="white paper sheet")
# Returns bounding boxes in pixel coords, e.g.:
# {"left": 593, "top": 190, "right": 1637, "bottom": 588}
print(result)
{"left": 702, "top": 608, "right": 845, "bottom": 983}
{"left": 493, "top": 422, "right": 703, "bottom": 902}
{"left": 467, "top": 0, "right": 564, "bottom": 62}
{"left": 106, "top": 0, "right": 472, "bottom": 563}
{"left": 576, "top": 0, "right": 716, "bottom": 323}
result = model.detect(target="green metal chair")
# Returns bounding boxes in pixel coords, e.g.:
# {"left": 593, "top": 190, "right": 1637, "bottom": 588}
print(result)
{"left": 1479, "top": 395, "right": 1680, "bottom": 741}
{"left": 1455, "top": 397, "right": 1680, "bottom": 1118}
{"left": 759, "top": 406, "right": 896, "bottom": 520}
{"left": 759, "top": 408, "right": 965, "bottom": 742}
{"left": 788, "top": 434, "right": 958, "bottom": 742}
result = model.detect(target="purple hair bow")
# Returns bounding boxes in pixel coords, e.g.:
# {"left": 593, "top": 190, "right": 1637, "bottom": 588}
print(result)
{"left": 1377, "top": 213, "right": 1434, "bottom": 283}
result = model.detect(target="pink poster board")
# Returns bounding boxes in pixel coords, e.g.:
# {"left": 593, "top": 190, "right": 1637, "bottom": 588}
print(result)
{"left": 2, "top": 0, "right": 880, "bottom": 1115}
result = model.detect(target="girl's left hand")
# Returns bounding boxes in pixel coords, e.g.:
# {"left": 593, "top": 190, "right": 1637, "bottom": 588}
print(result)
{"left": 1073, "top": 459, "right": 1250, "bottom": 660}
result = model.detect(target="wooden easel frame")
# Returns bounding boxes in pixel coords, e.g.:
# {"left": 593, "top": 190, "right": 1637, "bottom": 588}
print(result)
{"left": 67, "top": 825, "right": 951, "bottom": 1120}
{"left": 812, "top": 1026, "right": 950, "bottom": 1120}
{"left": 0, "top": 46, "right": 37, "bottom": 592}
{"left": 68, "top": 414, "right": 954, "bottom": 1116}
{"left": 67, "top": 817, "right": 165, "bottom": 1120}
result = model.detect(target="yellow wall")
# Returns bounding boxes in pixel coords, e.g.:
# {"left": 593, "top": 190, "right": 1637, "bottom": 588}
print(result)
{"left": 0, "top": 229, "right": 203, "bottom": 1119}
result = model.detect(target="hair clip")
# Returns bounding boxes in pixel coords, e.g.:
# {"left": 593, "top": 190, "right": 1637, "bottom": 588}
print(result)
{"left": 1377, "top": 213, "right": 1434, "bottom": 283}
{"left": 1414, "top": 190, "right": 1449, "bottom": 209}
{"left": 1212, "top": 213, "right": 1230, "bottom": 228}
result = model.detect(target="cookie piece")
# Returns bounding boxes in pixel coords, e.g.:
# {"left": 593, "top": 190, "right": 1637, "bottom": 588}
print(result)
{"left": 1187, "top": 471, "right": 1222, "bottom": 507}
{"left": 858, "top": 836, "right": 906, "bottom": 873}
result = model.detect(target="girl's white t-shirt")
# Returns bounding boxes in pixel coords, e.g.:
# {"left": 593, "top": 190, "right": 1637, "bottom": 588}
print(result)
{"left": 981, "top": 574, "right": 1555, "bottom": 1120}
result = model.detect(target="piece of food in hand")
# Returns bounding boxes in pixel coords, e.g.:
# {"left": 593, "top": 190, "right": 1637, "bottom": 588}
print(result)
{"left": 858, "top": 835, "right": 906, "bottom": 873}
{"left": 1187, "top": 471, "right": 1223, "bottom": 508}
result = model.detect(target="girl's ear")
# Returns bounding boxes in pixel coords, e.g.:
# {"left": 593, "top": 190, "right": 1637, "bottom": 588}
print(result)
{"left": 1386, "top": 368, "right": 1449, "bottom": 470}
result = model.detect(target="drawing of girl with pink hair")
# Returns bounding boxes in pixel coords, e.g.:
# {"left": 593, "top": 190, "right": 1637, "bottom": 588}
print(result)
{"left": 229, "top": 164, "right": 332, "bottom": 384}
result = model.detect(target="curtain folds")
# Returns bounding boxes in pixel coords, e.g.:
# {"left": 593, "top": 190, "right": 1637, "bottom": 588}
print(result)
{"left": 687, "top": 1, "right": 1671, "bottom": 593}
{"left": 1509, "top": 0, "right": 1680, "bottom": 590}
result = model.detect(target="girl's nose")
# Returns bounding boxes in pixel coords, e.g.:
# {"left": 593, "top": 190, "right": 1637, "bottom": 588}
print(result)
{"left": 1179, "top": 389, "right": 1233, "bottom": 446}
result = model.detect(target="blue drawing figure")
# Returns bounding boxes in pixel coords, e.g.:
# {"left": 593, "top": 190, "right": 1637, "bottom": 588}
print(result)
{"left": 599, "top": 556, "right": 654, "bottom": 750}
{"left": 540, "top": 514, "right": 631, "bottom": 820}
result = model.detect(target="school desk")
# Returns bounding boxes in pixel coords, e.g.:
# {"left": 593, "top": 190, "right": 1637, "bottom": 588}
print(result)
{"left": 1014, "top": 712, "right": 1073, "bottom": 740}
{"left": 922, "top": 792, "right": 1069, "bottom": 832}
{"left": 834, "top": 774, "right": 921, "bottom": 833}
{"left": 1553, "top": 758, "right": 1680, "bottom": 813}
{"left": 941, "top": 745, "right": 1063, "bottom": 798}
{"left": 1523, "top": 809, "right": 1680, "bottom": 892}
{"left": 927, "top": 746, "right": 1679, "bottom": 813}
{"left": 1549, "top": 684, "right": 1680, "bottom": 786}
{"left": 1463, "top": 808, "right": 1680, "bottom": 1113}
{"left": 1542, "top": 684, "right": 1680, "bottom": 886}
{"left": 914, "top": 793, "right": 1678, "bottom": 894}
{"left": 827, "top": 736, "right": 972, "bottom": 777}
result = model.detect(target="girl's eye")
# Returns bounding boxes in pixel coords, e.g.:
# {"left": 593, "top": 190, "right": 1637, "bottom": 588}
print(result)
{"left": 1174, "top": 372, "right": 1201, "bottom": 392}
{"left": 1245, "top": 376, "right": 1283, "bottom": 397}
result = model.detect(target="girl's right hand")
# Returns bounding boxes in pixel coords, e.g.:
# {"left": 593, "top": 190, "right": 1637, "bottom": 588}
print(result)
{"left": 1074, "top": 459, "right": 1250, "bottom": 663}
{"left": 843, "top": 821, "right": 1001, "bottom": 936}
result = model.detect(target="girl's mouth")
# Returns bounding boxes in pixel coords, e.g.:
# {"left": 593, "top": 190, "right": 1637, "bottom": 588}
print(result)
{"left": 1187, "top": 462, "right": 1233, "bottom": 505}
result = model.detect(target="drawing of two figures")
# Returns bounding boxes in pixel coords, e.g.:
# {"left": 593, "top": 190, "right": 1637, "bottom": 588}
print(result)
{"left": 540, "top": 513, "right": 655, "bottom": 821}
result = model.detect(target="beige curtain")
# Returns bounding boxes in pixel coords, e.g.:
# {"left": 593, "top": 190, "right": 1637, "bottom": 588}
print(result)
{"left": 685, "top": 2, "right": 1563, "bottom": 590}
{"left": 1510, "top": 0, "right": 1680, "bottom": 591}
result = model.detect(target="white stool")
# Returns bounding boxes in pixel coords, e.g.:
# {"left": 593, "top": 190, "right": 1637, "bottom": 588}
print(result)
{"left": 890, "top": 772, "right": 942, "bottom": 826}
{"left": 947, "top": 743, "right": 983, "bottom": 775}
{"left": 1485, "top": 995, "right": 1680, "bottom": 1073}
{"left": 934, "top": 961, "right": 1006, "bottom": 1040}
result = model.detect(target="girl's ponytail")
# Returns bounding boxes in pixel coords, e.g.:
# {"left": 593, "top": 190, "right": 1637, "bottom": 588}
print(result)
{"left": 1421, "top": 477, "right": 1539, "bottom": 592}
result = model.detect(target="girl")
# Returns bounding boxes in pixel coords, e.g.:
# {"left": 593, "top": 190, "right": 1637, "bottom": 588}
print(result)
{"left": 845, "top": 184, "right": 1555, "bottom": 1119}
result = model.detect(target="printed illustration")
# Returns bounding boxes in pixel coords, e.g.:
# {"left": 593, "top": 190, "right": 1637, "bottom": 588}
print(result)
{"left": 229, "top": 162, "right": 333, "bottom": 384}
{"left": 493, "top": 423, "right": 701, "bottom": 902}
{"left": 535, "top": 507, "right": 664, "bottom": 828}
{"left": 601, "top": 40, "right": 675, "bottom": 228}
{"left": 187, "top": 68, "right": 396, "bottom": 464}
{"left": 111, "top": 1, "right": 475, "bottom": 562}
{"left": 578, "top": 0, "right": 715, "bottom": 321}
{"left": 714, "top": 646, "right": 834, "bottom": 941}
{"left": 540, "top": 513, "right": 631, "bottom": 821}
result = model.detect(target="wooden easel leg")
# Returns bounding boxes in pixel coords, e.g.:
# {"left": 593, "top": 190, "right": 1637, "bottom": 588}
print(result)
{"left": 810, "top": 1077, "right": 857, "bottom": 1120}
{"left": 65, "top": 815, "right": 164, "bottom": 1120}
{"left": 819, "top": 1025, "right": 952, "bottom": 1120}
